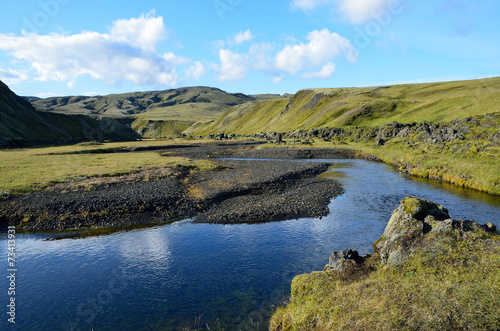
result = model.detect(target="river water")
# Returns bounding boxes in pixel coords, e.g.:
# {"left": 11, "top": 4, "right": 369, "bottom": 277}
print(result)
{"left": 1, "top": 159, "right": 499, "bottom": 330}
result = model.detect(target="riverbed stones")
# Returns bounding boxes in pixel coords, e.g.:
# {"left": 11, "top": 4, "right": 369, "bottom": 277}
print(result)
{"left": 0, "top": 143, "right": 345, "bottom": 230}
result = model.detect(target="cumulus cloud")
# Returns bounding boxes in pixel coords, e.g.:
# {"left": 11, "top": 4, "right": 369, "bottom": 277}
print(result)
{"left": 291, "top": 0, "right": 399, "bottom": 24}
{"left": 212, "top": 49, "right": 248, "bottom": 82}
{"left": 0, "top": 68, "right": 28, "bottom": 85}
{"left": 210, "top": 29, "right": 356, "bottom": 83}
{"left": 290, "top": 0, "right": 332, "bottom": 11}
{"left": 185, "top": 61, "right": 206, "bottom": 81}
{"left": 234, "top": 29, "right": 254, "bottom": 45}
{"left": 212, "top": 29, "right": 255, "bottom": 50}
{"left": 0, "top": 12, "right": 197, "bottom": 87}
{"left": 275, "top": 29, "right": 357, "bottom": 77}
{"left": 302, "top": 62, "right": 336, "bottom": 79}
{"left": 110, "top": 10, "right": 167, "bottom": 50}
{"left": 338, "top": 0, "right": 395, "bottom": 23}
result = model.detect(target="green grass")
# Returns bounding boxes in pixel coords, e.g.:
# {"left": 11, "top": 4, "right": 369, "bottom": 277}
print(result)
{"left": 345, "top": 142, "right": 499, "bottom": 195}
{"left": 270, "top": 231, "right": 500, "bottom": 330}
{"left": 259, "top": 139, "right": 500, "bottom": 195}
{"left": 131, "top": 118, "right": 195, "bottom": 138}
{"left": 29, "top": 86, "right": 255, "bottom": 138}
{"left": 248, "top": 109, "right": 500, "bottom": 195}
{"left": 0, "top": 139, "right": 217, "bottom": 196}
{"left": 191, "top": 77, "right": 500, "bottom": 135}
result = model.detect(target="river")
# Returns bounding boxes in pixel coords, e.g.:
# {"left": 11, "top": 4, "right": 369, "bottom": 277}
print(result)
{"left": 1, "top": 159, "right": 499, "bottom": 330}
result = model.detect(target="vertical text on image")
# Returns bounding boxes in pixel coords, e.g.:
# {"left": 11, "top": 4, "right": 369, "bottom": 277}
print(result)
{"left": 7, "top": 226, "right": 17, "bottom": 324}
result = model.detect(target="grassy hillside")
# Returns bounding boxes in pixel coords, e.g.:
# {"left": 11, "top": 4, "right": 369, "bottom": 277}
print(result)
{"left": 131, "top": 118, "right": 194, "bottom": 138}
{"left": 0, "top": 81, "right": 139, "bottom": 146}
{"left": 29, "top": 86, "right": 253, "bottom": 117}
{"left": 28, "top": 86, "right": 271, "bottom": 138}
{"left": 190, "top": 77, "right": 500, "bottom": 135}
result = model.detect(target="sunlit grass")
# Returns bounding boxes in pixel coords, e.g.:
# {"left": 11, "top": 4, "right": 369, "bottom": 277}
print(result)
{"left": 0, "top": 139, "right": 216, "bottom": 196}
{"left": 270, "top": 232, "right": 500, "bottom": 330}
{"left": 192, "top": 77, "right": 500, "bottom": 135}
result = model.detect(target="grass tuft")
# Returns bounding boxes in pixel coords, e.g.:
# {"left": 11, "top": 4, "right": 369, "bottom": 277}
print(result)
{"left": 270, "top": 232, "right": 500, "bottom": 330}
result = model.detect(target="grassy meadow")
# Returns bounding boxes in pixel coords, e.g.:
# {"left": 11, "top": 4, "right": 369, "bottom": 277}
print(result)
{"left": 0, "top": 139, "right": 216, "bottom": 197}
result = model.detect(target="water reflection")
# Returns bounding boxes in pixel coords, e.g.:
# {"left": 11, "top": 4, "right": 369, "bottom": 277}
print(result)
{"left": 1, "top": 158, "right": 499, "bottom": 330}
{"left": 118, "top": 227, "right": 172, "bottom": 271}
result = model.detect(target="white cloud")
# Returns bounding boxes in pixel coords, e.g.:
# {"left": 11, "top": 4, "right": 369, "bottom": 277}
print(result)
{"left": 212, "top": 29, "right": 255, "bottom": 50}
{"left": 275, "top": 29, "right": 357, "bottom": 75}
{"left": 0, "top": 68, "right": 28, "bottom": 85}
{"left": 249, "top": 42, "right": 275, "bottom": 72}
{"left": 110, "top": 10, "right": 166, "bottom": 50}
{"left": 290, "top": 0, "right": 332, "bottom": 11}
{"left": 162, "top": 52, "right": 191, "bottom": 66}
{"left": 212, "top": 49, "right": 248, "bottom": 82}
{"left": 291, "top": 0, "right": 399, "bottom": 24}
{"left": 271, "top": 73, "right": 285, "bottom": 84}
{"left": 35, "top": 92, "right": 59, "bottom": 98}
{"left": 185, "top": 61, "right": 206, "bottom": 81}
{"left": 302, "top": 62, "right": 336, "bottom": 79}
{"left": 210, "top": 29, "right": 356, "bottom": 83}
{"left": 0, "top": 13, "right": 190, "bottom": 88}
{"left": 234, "top": 29, "right": 254, "bottom": 45}
{"left": 338, "top": 0, "right": 394, "bottom": 23}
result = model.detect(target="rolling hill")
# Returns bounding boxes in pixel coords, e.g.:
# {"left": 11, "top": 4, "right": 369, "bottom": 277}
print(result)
{"left": 28, "top": 86, "right": 261, "bottom": 138}
{"left": 188, "top": 77, "right": 500, "bottom": 135}
{"left": 0, "top": 80, "right": 139, "bottom": 147}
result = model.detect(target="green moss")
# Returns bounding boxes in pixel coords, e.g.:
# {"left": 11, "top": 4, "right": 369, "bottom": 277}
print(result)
{"left": 372, "top": 235, "right": 385, "bottom": 252}
{"left": 402, "top": 196, "right": 423, "bottom": 215}
{"left": 271, "top": 233, "right": 500, "bottom": 330}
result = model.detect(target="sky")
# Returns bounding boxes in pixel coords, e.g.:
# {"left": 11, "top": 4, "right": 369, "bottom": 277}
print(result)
{"left": 0, "top": 0, "right": 499, "bottom": 97}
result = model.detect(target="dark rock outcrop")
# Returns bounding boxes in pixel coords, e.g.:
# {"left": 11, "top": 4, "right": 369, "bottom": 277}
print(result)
{"left": 326, "top": 196, "right": 498, "bottom": 269}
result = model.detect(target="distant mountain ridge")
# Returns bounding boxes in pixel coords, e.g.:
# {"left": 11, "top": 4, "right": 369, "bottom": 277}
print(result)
{"left": 27, "top": 86, "right": 255, "bottom": 118}
{"left": 0, "top": 80, "right": 139, "bottom": 147}
{"left": 27, "top": 86, "right": 276, "bottom": 138}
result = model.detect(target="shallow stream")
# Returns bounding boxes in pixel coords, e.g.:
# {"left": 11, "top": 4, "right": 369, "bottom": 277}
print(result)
{"left": 1, "top": 159, "right": 499, "bottom": 330}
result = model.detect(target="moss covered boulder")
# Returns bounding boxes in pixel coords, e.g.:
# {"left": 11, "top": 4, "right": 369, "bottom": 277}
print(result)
{"left": 374, "top": 196, "right": 496, "bottom": 266}
{"left": 270, "top": 197, "right": 499, "bottom": 330}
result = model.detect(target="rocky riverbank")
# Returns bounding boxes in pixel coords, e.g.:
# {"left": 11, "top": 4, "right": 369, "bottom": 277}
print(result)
{"left": 270, "top": 197, "right": 499, "bottom": 330}
{"left": 0, "top": 142, "right": 345, "bottom": 231}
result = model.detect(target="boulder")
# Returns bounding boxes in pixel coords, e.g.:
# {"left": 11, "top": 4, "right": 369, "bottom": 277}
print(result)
{"left": 275, "top": 133, "right": 283, "bottom": 144}
{"left": 327, "top": 249, "right": 363, "bottom": 271}
{"left": 376, "top": 137, "right": 386, "bottom": 146}
{"left": 373, "top": 196, "right": 497, "bottom": 266}
{"left": 324, "top": 197, "right": 498, "bottom": 273}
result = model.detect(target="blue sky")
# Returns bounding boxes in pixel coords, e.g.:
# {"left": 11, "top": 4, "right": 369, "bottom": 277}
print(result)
{"left": 0, "top": 0, "right": 499, "bottom": 97}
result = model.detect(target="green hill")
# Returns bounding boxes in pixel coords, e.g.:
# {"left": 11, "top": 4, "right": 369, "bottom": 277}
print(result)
{"left": 189, "top": 77, "right": 500, "bottom": 135}
{"left": 0, "top": 81, "right": 139, "bottom": 147}
{"left": 29, "top": 86, "right": 264, "bottom": 138}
